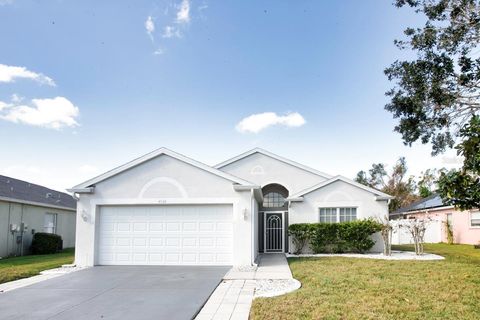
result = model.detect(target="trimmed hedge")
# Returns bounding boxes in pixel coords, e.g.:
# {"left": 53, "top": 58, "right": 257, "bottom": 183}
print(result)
{"left": 30, "top": 232, "right": 63, "bottom": 254}
{"left": 289, "top": 219, "right": 381, "bottom": 254}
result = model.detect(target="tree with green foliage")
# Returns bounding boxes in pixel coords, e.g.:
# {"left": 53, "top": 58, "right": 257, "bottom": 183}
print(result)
{"left": 418, "top": 168, "right": 445, "bottom": 197}
{"left": 437, "top": 115, "right": 480, "bottom": 209}
{"left": 355, "top": 157, "right": 419, "bottom": 212}
{"left": 386, "top": 0, "right": 480, "bottom": 209}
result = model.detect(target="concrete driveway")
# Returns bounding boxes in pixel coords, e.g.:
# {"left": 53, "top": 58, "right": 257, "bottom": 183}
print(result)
{"left": 0, "top": 266, "right": 229, "bottom": 320}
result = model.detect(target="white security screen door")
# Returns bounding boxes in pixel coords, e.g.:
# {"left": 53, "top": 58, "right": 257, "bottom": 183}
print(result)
{"left": 97, "top": 204, "right": 233, "bottom": 265}
{"left": 264, "top": 212, "right": 283, "bottom": 253}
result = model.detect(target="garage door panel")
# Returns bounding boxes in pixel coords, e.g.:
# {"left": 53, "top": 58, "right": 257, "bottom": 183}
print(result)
{"left": 199, "top": 222, "right": 214, "bottom": 231}
{"left": 98, "top": 205, "right": 233, "bottom": 265}
{"left": 149, "top": 222, "right": 164, "bottom": 232}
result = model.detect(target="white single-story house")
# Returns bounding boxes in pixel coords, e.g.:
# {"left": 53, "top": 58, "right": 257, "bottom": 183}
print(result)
{"left": 69, "top": 148, "right": 392, "bottom": 267}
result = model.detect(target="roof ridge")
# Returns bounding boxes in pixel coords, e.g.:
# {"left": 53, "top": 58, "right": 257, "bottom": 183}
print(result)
{"left": 214, "top": 148, "right": 333, "bottom": 179}
{"left": 71, "top": 147, "right": 257, "bottom": 190}
{"left": 288, "top": 175, "right": 393, "bottom": 199}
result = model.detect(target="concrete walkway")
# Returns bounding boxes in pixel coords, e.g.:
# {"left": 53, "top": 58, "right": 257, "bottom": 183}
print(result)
{"left": 223, "top": 254, "right": 293, "bottom": 280}
{"left": 195, "top": 254, "right": 295, "bottom": 320}
{"left": 194, "top": 280, "right": 256, "bottom": 320}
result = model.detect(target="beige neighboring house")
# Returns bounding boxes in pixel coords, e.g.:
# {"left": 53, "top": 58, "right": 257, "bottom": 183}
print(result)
{"left": 0, "top": 175, "right": 76, "bottom": 258}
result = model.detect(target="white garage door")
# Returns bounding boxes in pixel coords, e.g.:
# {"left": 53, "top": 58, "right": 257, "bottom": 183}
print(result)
{"left": 97, "top": 204, "right": 233, "bottom": 265}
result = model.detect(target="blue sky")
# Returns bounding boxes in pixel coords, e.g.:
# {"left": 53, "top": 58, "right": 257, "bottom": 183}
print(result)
{"left": 0, "top": 0, "right": 461, "bottom": 191}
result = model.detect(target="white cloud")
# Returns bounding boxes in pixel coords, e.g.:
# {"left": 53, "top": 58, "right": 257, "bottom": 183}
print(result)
{"left": 176, "top": 0, "right": 190, "bottom": 24}
{"left": 0, "top": 101, "right": 9, "bottom": 111}
{"left": 11, "top": 93, "right": 23, "bottom": 103}
{"left": 236, "top": 112, "right": 306, "bottom": 134}
{"left": 145, "top": 16, "right": 155, "bottom": 41}
{"left": 162, "top": 25, "right": 182, "bottom": 38}
{"left": 0, "top": 64, "right": 55, "bottom": 86}
{"left": 153, "top": 47, "right": 165, "bottom": 55}
{"left": 0, "top": 96, "right": 79, "bottom": 129}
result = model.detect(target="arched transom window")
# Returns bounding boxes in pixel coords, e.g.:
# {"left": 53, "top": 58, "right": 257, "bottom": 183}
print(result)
{"left": 263, "top": 192, "right": 286, "bottom": 208}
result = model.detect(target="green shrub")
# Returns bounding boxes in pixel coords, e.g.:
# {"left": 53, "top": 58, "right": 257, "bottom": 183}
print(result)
{"left": 337, "top": 219, "right": 382, "bottom": 253}
{"left": 310, "top": 223, "right": 341, "bottom": 253}
{"left": 30, "top": 233, "right": 63, "bottom": 254}
{"left": 289, "top": 219, "right": 382, "bottom": 254}
{"left": 288, "top": 224, "right": 314, "bottom": 254}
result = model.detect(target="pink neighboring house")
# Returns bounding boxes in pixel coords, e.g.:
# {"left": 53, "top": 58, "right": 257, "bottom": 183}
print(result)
{"left": 391, "top": 194, "right": 480, "bottom": 245}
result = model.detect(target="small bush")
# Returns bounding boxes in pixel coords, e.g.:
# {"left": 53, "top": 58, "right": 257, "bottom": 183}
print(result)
{"left": 30, "top": 233, "right": 63, "bottom": 254}
{"left": 288, "top": 224, "right": 314, "bottom": 254}
{"left": 289, "top": 219, "right": 381, "bottom": 254}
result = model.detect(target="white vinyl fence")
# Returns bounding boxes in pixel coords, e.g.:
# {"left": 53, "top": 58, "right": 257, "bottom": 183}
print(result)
{"left": 391, "top": 219, "right": 443, "bottom": 245}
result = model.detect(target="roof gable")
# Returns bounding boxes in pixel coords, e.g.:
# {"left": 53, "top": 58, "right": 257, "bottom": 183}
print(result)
{"left": 215, "top": 148, "right": 332, "bottom": 179}
{"left": 70, "top": 148, "right": 256, "bottom": 191}
{"left": 287, "top": 175, "right": 393, "bottom": 200}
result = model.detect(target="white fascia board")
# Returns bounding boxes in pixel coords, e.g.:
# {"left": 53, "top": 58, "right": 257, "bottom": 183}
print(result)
{"left": 233, "top": 184, "right": 261, "bottom": 191}
{"left": 72, "top": 147, "right": 254, "bottom": 189}
{"left": 289, "top": 175, "right": 394, "bottom": 199}
{"left": 403, "top": 205, "right": 455, "bottom": 215}
{"left": 233, "top": 184, "right": 264, "bottom": 202}
{"left": 376, "top": 196, "right": 394, "bottom": 201}
{"left": 214, "top": 148, "right": 333, "bottom": 179}
{"left": 286, "top": 197, "right": 304, "bottom": 202}
{"left": 67, "top": 187, "right": 95, "bottom": 194}
{"left": 0, "top": 196, "right": 76, "bottom": 212}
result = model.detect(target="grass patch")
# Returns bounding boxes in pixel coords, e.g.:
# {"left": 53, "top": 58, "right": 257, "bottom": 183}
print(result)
{"left": 0, "top": 248, "right": 74, "bottom": 284}
{"left": 251, "top": 244, "right": 480, "bottom": 319}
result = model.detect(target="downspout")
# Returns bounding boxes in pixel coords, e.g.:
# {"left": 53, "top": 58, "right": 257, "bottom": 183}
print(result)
{"left": 20, "top": 204, "right": 24, "bottom": 256}
{"left": 6, "top": 202, "right": 11, "bottom": 257}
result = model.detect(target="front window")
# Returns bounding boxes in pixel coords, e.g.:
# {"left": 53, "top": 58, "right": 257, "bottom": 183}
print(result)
{"left": 263, "top": 192, "right": 285, "bottom": 208}
{"left": 340, "top": 207, "right": 357, "bottom": 222}
{"left": 319, "top": 208, "right": 337, "bottom": 223}
{"left": 319, "top": 207, "right": 357, "bottom": 223}
{"left": 44, "top": 213, "right": 57, "bottom": 234}
{"left": 471, "top": 211, "right": 480, "bottom": 227}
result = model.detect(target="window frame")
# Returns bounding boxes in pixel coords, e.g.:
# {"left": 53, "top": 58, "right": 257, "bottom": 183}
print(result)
{"left": 44, "top": 213, "right": 57, "bottom": 234}
{"left": 319, "top": 207, "right": 358, "bottom": 223}
{"left": 470, "top": 211, "right": 480, "bottom": 228}
{"left": 262, "top": 192, "right": 286, "bottom": 208}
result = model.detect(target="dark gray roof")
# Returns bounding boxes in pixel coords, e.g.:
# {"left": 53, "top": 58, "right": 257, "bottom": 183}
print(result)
{"left": 0, "top": 175, "right": 76, "bottom": 210}
{"left": 391, "top": 194, "right": 445, "bottom": 215}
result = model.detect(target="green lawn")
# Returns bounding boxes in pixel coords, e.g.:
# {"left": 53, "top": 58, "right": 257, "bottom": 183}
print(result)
{"left": 251, "top": 244, "right": 480, "bottom": 320}
{"left": 0, "top": 248, "right": 74, "bottom": 284}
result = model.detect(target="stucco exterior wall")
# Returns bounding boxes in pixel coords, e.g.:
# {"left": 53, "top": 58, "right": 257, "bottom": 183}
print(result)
{"left": 0, "top": 200, "right": 75, "bottom": 258}
{"left": 218, "top": 152, "right": 327, "bottom": 194}
{"left": 288, "top": 180, "right": 388, "bottom": 253}
{"left": 74, "top": 154, "right": 254, "bottom": 267}
{"left": 407, "top": 208, "right": 480, "bottom": 245}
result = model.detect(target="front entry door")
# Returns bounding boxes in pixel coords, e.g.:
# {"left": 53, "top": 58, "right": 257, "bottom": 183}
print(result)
{"left": 264, "top": 213, "right": 284, "bottom": 253}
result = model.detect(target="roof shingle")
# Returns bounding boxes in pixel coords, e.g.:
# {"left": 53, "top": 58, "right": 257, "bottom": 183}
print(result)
{"left": 0, "top": 175, "right": 76, "bottom": 210}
